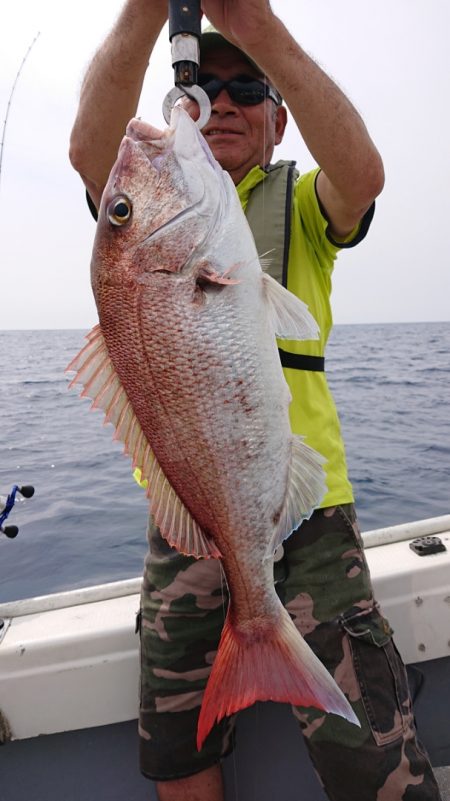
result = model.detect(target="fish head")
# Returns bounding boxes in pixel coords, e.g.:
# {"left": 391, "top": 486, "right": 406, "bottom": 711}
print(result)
{"left": 92, "top": 106, "right": 242, "bottom": 298}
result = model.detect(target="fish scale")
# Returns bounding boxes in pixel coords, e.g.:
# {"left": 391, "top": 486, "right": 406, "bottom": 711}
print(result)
{"left": 100, "top": 275, "right": 285, "bottom": 541}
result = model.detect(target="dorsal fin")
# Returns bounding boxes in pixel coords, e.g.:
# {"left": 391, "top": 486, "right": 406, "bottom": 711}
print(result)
{"left": 66, "top": 326, "right": 221, "bottom": 559}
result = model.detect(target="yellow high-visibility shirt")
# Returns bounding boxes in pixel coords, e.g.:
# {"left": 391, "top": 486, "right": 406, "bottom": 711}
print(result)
{"left": 237, "top": 165, "right": 362, "bottom": 507}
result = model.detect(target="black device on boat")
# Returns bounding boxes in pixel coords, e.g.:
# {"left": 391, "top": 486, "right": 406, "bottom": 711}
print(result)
{"left": 0, "top": 484, "right": 35, "bottom": 539}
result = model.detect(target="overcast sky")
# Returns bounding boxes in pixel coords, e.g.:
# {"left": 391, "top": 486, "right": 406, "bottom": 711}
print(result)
{"left": 1, "top": 0, "right": 449, "bottom": 330}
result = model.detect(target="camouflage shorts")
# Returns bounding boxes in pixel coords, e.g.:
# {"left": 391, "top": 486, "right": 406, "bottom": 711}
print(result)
{"left": 138, "top": 504, "right": 441, "bottom": 799}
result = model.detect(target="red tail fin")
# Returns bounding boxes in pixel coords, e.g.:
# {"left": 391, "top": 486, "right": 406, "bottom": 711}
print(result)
{"left": 197, "top": 605, "right": 359, "bottom": 750}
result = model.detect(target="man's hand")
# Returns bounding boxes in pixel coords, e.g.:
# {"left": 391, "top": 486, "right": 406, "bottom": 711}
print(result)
{"left": 200, "top": 0, "right": 275, "bottom": 50}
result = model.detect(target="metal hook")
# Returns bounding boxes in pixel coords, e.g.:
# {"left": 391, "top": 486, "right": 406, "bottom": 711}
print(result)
{"left": 162, "top": 84, "right": 211, "bottom": 130}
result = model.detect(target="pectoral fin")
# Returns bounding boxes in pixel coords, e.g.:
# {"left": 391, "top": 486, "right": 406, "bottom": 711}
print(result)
{"left": 198, "top": 264, "right": 241, "bottom": 285}
{"left": 262, "top": 272, "right": 319, "bottom": 340}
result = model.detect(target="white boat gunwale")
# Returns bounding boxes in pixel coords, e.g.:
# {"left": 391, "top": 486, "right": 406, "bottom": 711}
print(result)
{"left": 1, "top": 514, "right": 449, "bottom": 620}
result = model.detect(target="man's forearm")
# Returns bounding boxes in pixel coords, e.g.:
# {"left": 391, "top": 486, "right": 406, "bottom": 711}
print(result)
{"left": 69, "top": 0, "right": 167, "bottom": 208}
{"left": 240, "top": 16, "right": 384, "bottom": 231}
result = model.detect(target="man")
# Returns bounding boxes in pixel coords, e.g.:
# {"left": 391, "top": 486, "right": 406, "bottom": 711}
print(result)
{"left": 69, "top": 2, "right": 441, "bottom": 800}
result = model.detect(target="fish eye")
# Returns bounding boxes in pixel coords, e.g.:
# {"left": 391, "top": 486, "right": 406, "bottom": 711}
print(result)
{"left": 107, "top": 196, "right": 132, "bottom": 226}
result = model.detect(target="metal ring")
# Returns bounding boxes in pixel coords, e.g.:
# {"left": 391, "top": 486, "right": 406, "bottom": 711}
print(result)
{"left": 162, "top": 85, "right": 211, "bottom": 130}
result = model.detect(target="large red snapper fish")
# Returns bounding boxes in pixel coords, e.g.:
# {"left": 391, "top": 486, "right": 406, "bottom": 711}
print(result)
{"left": 67, "top": 106, "right": 359, "bottom": 749}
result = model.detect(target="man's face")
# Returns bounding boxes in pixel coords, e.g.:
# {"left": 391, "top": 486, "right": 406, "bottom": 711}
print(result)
{"left": 183, "top": 47, "right": 287, "bottom": 185}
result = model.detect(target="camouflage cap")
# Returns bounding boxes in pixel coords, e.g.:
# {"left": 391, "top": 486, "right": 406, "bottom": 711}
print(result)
{"left": 199, "top": 24, "right": 262, "bottom": 73}
{"left": 199, "top": 25, "right": 282, "bottom": 104}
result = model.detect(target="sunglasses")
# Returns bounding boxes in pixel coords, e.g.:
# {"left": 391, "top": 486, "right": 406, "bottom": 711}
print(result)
{"left": 197, "top": 74, "right": 282, "bottom": 107}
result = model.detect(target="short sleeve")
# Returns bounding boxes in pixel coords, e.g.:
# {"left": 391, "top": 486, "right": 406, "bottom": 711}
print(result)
{"left": 294, "top": 168, "right": 375, "bottom": 254}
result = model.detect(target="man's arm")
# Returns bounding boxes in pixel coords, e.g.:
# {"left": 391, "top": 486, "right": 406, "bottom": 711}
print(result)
{"left": 69, "top": 0, "right": 167, "bottom": 211}
{"left": 201, "top": 0, "right": 385, "bottom": 238}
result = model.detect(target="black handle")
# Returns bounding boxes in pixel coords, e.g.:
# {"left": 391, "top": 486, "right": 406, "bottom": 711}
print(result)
{"left": 2, "top": 525, "right": 19, "bottom": 539}
{"left": 19, "top": 485, "right": 35, "bottom": 499}
{"left": 169, "top": 0, "right": 202, "bottom": 40}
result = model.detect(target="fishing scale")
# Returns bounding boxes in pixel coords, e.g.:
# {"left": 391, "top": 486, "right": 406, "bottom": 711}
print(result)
{"left": 162, "top": 0, "right": 212, "bottom": 128}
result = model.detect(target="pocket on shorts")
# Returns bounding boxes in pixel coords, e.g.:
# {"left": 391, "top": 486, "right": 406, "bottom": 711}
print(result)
{"left": 336, "top": 503, "right": 365, "bottom": 551}
{"left": 341, "top": 607, "right": 410, "bottom": 747}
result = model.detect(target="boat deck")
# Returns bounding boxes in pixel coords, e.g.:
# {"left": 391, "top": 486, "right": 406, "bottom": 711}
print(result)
{"left": 1, "top": 658, "right": 449, "bottom": 801}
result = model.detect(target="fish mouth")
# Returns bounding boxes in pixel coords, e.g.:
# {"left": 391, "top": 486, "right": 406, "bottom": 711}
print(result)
{"left": 126, "top": 108, "right": 221, "bottom": 174}
{"left": 126, "top": 118, "right": 165, "bottom": 143}
{"left": 125, "top": 118, "right": 174, "bottom": 173}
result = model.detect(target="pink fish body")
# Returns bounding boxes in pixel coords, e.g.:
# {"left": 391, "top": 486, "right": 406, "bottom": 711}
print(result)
{"left": 68, "top": 107, "right": 359, "bottom": 749}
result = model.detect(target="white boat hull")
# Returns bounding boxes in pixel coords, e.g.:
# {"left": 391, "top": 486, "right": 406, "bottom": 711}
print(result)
{"left": 1, "top": 515, "right": 449, "bottom": 742}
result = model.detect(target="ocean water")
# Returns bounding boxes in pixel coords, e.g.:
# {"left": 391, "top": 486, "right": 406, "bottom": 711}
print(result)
{"left": 0, "top": 323, "right": 449, "bottom": 604}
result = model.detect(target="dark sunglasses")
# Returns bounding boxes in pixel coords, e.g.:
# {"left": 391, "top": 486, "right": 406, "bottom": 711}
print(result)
{"left": 198, "top": 74, "right": 282, "bottom": 107}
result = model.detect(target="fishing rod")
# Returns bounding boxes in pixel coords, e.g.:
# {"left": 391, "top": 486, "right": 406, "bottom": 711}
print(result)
{"left": 0, "top": 36, "right": 39, "bottom": 537}
{"left": 0, "top": 485, "right": 35, "bottom": 539}
{"left": 0, "top": 32, "right": 40, "bottom": 192}
{"left": 162, "top": 0, "right": 211, "bottom": 129}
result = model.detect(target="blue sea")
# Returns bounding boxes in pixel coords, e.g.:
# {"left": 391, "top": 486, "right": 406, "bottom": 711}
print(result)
{"left": 0, "top": 323, "right": 449, "bottom": 604}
